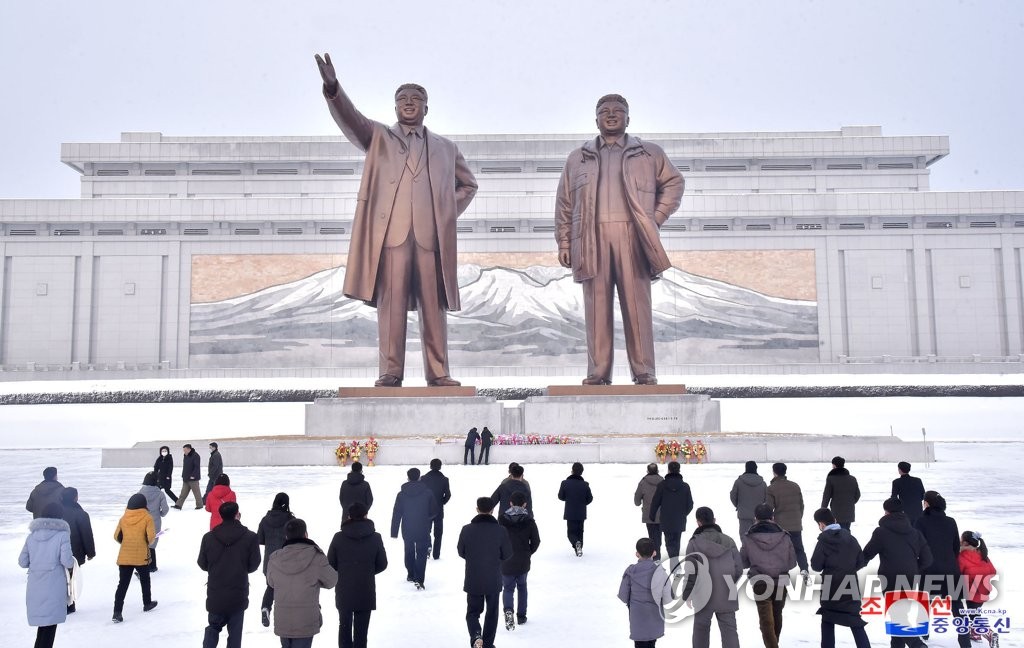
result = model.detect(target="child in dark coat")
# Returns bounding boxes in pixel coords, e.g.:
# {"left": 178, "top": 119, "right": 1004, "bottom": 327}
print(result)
{"left": 618, "top": 537, "right": 673, "bottom": 648}
{"left": 499, "top": 491, "right": 540, "bottom": 630}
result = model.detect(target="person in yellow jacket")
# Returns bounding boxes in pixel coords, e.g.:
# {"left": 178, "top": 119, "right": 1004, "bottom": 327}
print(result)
{"left": 112, "top": 493, "right": 159, "bottom": 623}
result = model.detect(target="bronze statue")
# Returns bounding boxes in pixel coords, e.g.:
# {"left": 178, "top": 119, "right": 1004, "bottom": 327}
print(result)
{"left": 315, "top": 53, "right": 477, "bottom": 387}
{"left": 555, "top": 95, "right": 684, "bottom": 385}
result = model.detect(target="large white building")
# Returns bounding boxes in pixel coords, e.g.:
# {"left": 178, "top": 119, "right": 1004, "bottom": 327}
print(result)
{"left": 0, "top": 125, "right": 1022, "bottom": 379}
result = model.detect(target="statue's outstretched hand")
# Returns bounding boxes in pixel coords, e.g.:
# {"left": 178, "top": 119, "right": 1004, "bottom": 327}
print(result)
{"left": 315, "top": 53, "right": 338, "bottom": 94}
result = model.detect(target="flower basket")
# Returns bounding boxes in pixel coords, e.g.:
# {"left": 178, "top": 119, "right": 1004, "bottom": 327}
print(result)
{"left": 363, "top": 437, "right": 380, "bottom": 467}
{"left": 334, "top": 441, "right": 349, "bottom": 467}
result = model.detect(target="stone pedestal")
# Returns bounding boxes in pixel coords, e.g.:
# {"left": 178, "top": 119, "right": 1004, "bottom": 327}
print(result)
{"left": 304, "top": 395, "right": 501, "bottom": 438}
{"left": 521, "top": 393, "right": 720, "bottom": 437}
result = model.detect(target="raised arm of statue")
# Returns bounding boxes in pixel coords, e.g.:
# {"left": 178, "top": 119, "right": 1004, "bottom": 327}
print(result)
{"left": 315, "top": 52, "right": 375, "bottom": 152}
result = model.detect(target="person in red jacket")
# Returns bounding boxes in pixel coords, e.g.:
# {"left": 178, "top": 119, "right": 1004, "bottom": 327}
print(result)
{"left": 205, "top": 474, "right": 237, "bottom": 530}
{"left": 958, "top": 530, "right": 998, "bottom": 648}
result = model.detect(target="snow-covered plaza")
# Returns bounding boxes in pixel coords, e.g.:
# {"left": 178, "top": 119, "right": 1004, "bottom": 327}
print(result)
{"left": 0, "top": 384, "right": 1020, "bottom": 647}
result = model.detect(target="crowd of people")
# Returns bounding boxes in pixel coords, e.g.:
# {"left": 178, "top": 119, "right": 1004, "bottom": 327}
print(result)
{"left": 17, "top": 448, "right": 1000, "bottom": 648}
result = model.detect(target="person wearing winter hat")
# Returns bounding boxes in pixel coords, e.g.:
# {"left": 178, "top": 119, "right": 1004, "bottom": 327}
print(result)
{"left": 26, "top": 466, "right": 64, "bottom": 519}
{"left": 891, "top": 462, "right": 926, "bottom": 526}
{"left": 19, "top": 501, "right": 74, "bottom": 648}
{"left": 741, "top": 504, "right": 797, "bottom": 648}
{"left": 266, "top": 518, "right": 337, "bottom": 646}
{"left": 205, "top": 473, "right": 237, "bottom": 530}
{"left": 137, "top": 473, "right": 168, "bottom": 573}
{"left": 60, "top": 486, "right": 96, "bottom": 612}
{"left": 257, "top": 492, "right": 295, "bottom": 627}
{"left": 810, "top": 508, "right": 870, "bottom": 648}
{"left": 499, "top": 491, "right": 541, "bottom": 629}
{"left": 681, "top": 507, "right": 743, "bottom": 648}
{"left": 863, "top": 498, "right": 933, "bottom": 648}
{"left": 821, "top": 456, "right": 861, "bottom": 530}
{"left": 329, "top": 502, "right": 389, "bottom": 648}
{"left": 730, "top": 460, "right": 767, "bottom": 539}
{"left": 112, "top": 493, "right": 158, "bottom": 623}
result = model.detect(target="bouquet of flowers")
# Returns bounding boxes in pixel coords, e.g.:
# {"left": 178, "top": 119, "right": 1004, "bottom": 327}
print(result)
{"left": 349, "top": 440, "right": 362, "bottom": 462}
{"left": 682, "top": 439, "right": 694, "bottom": 463}
{"left": 668, "top": 439, "right": 682, "bottom": 460}
{"left": 655, "top": 439, "right": 668, "bottom": 462}
{"left": 694, "top": 440, "right": 708, "bottom": 463}
{"left": 335, "top": 441, "right": 350, "bottom": 465}
{"left": 362, "top": 437, "right": 379, "bottom": 466}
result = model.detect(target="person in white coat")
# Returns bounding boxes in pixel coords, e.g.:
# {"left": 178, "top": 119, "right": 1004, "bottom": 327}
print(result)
{"left": 18, "top": 501, "right": 74, "bottom": 648}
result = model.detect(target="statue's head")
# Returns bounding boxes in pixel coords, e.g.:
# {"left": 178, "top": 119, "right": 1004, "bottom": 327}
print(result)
{"left": 595, "top": 94, "right": 629, "bottom": 138}
{"left": 395, "top": 83, "right": 428, "bottom": 126}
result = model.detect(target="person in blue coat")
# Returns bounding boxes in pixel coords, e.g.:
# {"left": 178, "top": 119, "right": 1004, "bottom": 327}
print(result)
{"left": 18, "top": 501, "right": 74, "bottom": 648}
{"left": 557, "top": 462, "right": 594, "bottom": 557}
{"left": 390, "top": 468, "right": 438, "bottom": 589}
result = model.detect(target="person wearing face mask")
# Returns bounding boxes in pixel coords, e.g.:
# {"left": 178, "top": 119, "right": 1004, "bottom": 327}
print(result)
{"left": 153, "top": 446, "right": 176, "bottom": 501}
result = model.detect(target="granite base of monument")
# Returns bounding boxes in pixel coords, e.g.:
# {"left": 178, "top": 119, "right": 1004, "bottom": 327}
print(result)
{"left": 522, "top": 392, "right": 721, "bottom": 436}
{"left": 101, "top": 434, "right": 935, "bottom": 467}
{"left": 304, "top": 395, "right": 502, "bottom": 437}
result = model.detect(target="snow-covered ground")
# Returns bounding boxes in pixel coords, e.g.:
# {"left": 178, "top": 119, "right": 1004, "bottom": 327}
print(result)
{"left": 1, "top": 442, "right": 1021, "bottom": 645}
{"left": 0, "top": 382, "right": 1021, "bottom": 646}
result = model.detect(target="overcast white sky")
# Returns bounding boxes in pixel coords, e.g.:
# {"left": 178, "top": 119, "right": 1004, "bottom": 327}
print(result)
{"left": 0, "top": 0, "right": 1021, "bottom": 198}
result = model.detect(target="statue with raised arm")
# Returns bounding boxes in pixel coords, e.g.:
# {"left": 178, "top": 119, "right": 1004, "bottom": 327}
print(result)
{"left": 315, "top": 53, "right": 478, "bottom": 387}
{"left": 555, "top": 94, "right": 684, "bottom": 386}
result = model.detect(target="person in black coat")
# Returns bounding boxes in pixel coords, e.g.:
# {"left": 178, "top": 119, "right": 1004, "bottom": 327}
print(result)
{"left": 557, "top": 462, "right": 593, "bottom": 557}
{"left": 891, "top": 462, "right": 926, "bottom": 525}
{"left": 204, "top": 442, "right": 224, "bottom": 504}
{"left": 821, "top": 456, "right": 861, "bottom": 530}
{"left": 863, "top": 498, "right": 933, "bottom": 648}
{"left": 810, "top": 508, "right": 870, "bottom": 648}
{"left": 914, "top": 491, "right": 964, "bottom": 641}
{"left": 256, "top": 492, "right": 295, "bottom": 626}
{"left": 153, "top": 446, "right": 176, "bottom": 501}
{"left": 60, "top": 487, "right": 95, "bottom": 614}
{"left": 480, "top": 427, "right": 494, "bottom": 465}
{"left": 458, "top": 497, "right": 513, "bottom": 648}
{"left": 649, "top": 461, "right": 694, "bottom": 563}
{"left": 174, "top": 444, "right": 202, "bottom": 509}
{"left": 60, "top": 487, "right": 96, "bottom": 567}
{"left": 328, "top": 502, "right": 388, "bottom": 648}
{"left": 390, "top": 468, "right": 438, "bottom": 589}
{"left": 499, "top": 491, "right": 540, "bottom": 627}
{"left": 339, "top": 462, "right": 374, "bottom": 524}
{"left": 196, "top": 502, "right": 261, "bottom": 648}
{"left": 464, "top": 427, "right": 481, "bottom": 465}
{"left": 26, "top": 466, "right": 64, "bottom": 519}
{"left": 490, "top": 463, "right": 533, "bottom": 517}
{"left": 420, "top": 459, "right": 451, "bottom": 559}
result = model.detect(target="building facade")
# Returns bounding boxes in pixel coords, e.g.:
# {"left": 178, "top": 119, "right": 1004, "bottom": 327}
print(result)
{"left": 0, "top": 125, "right": 1022, "bottom": 379}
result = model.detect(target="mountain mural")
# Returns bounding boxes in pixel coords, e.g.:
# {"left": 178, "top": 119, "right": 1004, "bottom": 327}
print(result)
{"left": 189, "top": 265, "right": 819, "bottom": 367}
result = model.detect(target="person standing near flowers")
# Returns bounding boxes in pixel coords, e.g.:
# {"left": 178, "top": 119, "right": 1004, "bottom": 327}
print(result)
{"left": 19, "top": 501, "right": 74, "bottom": 648}
{"left": 480, "top": 427, "right": 494, "bottom": 466}
{"left": 958, "top": 531, "right": 998, "bottom": 648}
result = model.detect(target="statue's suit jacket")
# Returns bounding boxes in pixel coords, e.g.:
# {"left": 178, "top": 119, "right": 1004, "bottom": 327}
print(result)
{"left": 324, "top": 86, "right": 477, "bottom": 310}
{"left": 555, "top": 136, "right": 683, "bottom": 283}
